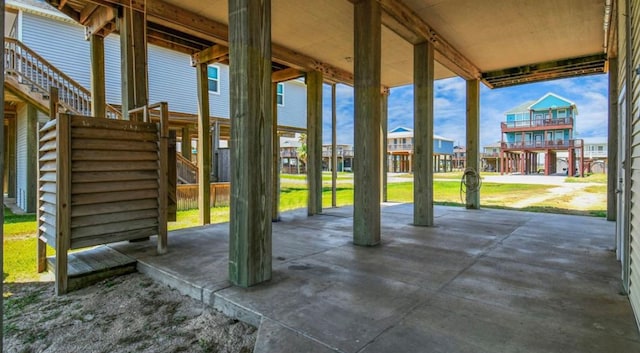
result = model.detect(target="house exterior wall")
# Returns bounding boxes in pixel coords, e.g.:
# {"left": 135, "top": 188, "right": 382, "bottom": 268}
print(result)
{"left": 17, "top": 9, "right": 305, "bottom": 127}
{"left": 15, "top": 103, "right": 44, "bottom": 212}
{"left": 621, "top": 0, "right": 640, "bottom": 329}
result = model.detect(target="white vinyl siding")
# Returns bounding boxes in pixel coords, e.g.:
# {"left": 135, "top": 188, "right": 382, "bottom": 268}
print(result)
{"left": 16, "top": 105, "right": 28, "bottom": 211}
{"left": 625, "top": 0, "right": 640, "bottom": 329}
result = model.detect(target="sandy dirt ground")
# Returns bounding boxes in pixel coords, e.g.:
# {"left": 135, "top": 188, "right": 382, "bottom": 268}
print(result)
{"left": 3, "top": 273, "right": 256, "bottom": 353}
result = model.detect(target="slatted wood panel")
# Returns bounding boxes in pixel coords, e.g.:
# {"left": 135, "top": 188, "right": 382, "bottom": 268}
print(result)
{"left": 67, "top": 116, "right": 160, "bottom": 249}
{"left": 175, "top": 183, "right": 230, "bottom": 210}
{"left": 628, "top": 0, "right": 640, "bottom": 328}
{"left": 38, "top": 115, "right": 162, "bottom": 250}
{"left": 38, "top": 119, "right": 58, "bottom": 247}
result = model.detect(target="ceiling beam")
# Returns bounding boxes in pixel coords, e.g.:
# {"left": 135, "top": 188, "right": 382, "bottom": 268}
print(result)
{"left": 272, "top": 68, "right": 304, "bottom": 83}
{"left": 482, "top": 54, "right": 607, "bottom": 88}
{"left": 144, "top": 0, "right": 354, "bottom": 85}
{"left": 376, "top": 0, "right": 481, "bottom": 81}
{"left": 84, "top": 5, "right": 116, "bottom": 37}
{"left": 191, "top": 44, "right": 229, "bottom": 66}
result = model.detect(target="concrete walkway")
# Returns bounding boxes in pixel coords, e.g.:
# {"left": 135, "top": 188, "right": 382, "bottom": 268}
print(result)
{"left": 110, "top": 205, "right": 640, "bottom": 353}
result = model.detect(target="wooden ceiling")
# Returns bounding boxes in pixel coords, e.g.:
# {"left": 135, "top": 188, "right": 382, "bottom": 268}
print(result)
{"left": 45, "top": 0, "right": 612, "bottom": 88}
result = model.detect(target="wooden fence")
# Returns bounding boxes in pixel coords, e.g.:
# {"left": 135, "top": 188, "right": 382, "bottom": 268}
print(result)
{"left": 176, "top": 183, "right": 230, "bottom": 210}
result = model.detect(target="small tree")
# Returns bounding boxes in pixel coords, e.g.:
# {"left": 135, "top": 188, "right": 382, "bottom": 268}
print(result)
{"left": 297, "top": 133, "right": 308, "bottom": 167}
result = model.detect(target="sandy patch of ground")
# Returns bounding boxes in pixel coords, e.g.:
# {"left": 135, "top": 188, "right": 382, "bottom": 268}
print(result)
{"left": 3, "top": 273, "right": 256, "bottom": 353}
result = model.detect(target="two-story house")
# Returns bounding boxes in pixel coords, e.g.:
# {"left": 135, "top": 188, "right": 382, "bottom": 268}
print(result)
{"left": 3, "top": 0, "right": 307, "bottom": 212}
{"left": 322, "top": 144, "right": 354, "bottom": 172}
{"left": 387, "top": 127, "right": 454, "bottom": 173}
{"left": 500, "top": 93, "right": 584, "bottom": 176}
{"left": 481, "top": 143, "right": 501, "bottom": 172}
{"left": 452, "top": 146, "right": 466, "bottom": 170}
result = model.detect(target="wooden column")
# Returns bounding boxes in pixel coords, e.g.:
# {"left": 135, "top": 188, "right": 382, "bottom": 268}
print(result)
{"left": 228, "top": 0, "right": 272, "bottom": 287}
{"left": 6, "top": 117, "right": 16, "bottom": 198}
{"left": 331, "top": 83, "right": 338, "bottom": 207}
{"left": 25, "top": 105, "right": 38, "bottom": 213}
{"left": 381, "top": 88, "right": 389, "bottom": 202}
{"left": 413, "top": 40, "right": 434, "bottom": 226}
{"left": 607, "top": 57, "right": 618, "bottom": 221}
{"left": 568, "top": 148, "right": 575, "bottom": 176}
{"left": 353, "top": 0, "right": 381, "bottom": 245}
{"left": 196, "top": 63, "right": 211, "bottom": 224}
{"left": 272, "top": 83, "right": 280, "bottom": 221}
{"left": 90, "top": 34, "right": 106, "bottom": 118}
{"left": 118, "top": 7, "right": 148, "bottom": 119}
{"left": 307, "top": 70, "right": 323, "bottom": 215}
{"left": 465, "top": 79, "right": 480, "bottom": 209}
{"left": 181, "top": 126, "right": 192, "bottom": 160}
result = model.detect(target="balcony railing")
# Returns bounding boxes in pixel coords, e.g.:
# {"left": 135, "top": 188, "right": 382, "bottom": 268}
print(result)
{"left": 322, "top": 150, "right": 354, "bottom": 158}
{"left": 501, "top": 117, "right": 573, "bottom": 130}
{"left": 388, "top": 143, "right": 413, "bottom": 151}
{"left": 501, "top": 139, "right": 582, "bottom": 150}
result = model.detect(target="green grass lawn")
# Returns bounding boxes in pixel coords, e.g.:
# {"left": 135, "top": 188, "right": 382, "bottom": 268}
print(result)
{"left": 3, "top": 177, "right": 606, "bottom": 284}
{"left": 564, "top": 173, "right": 607, "bottom": 184}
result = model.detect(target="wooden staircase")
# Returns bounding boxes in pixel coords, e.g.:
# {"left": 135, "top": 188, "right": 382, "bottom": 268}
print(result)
{"left": 3, "top": 37, "right": 121, "bottom": 118}
{"left": 176, "top": 153, "right": 198, "bottom": 184}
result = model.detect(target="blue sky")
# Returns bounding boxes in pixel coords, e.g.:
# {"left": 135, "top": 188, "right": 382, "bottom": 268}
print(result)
{"left": 321, "top": 74, "right": 609, "bottom": 147}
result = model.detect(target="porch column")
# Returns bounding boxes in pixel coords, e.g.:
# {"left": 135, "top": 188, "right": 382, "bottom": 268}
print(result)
{"left": 6, "top": 117, "right": 16, "bottom": 198}
{"left": 353, "top": 0, "right": 381, "bottom": 245}
{"left": 568, "top": 148, "right": 575, "bottom": 176}
{"left": 196, "top": 63, "right": 211, "bottom": 224}
{"left": 181, "top": 126, "right": 192, "bottom": 160}
{"left": 307, "top": 70, "right": 323, "bottom": 215}
{"left": 466, "top": 79, "right": 480, "bottom": 209}
{"left": 118, "top": 7, "right": 148, "bottom": 119}
{"left": 331, "top": 83, "right": 338, "bottom": 207}
{"left": 607, "top": 57, "right": 618, "bottom": 220}
{"left": 331, "top": 84, "right": 338, "bottom": 207}
{"left": 414, "top": 40, "right": 434, "bottom": 225}
{"left": 228, "top": 0, "right": 273, "bottom": 286}
{"left": 272, "top": 83, "right": 280, "bottom": 221}
{"left": 499, "top": 150, "right": 504, "bottom": 174}
{"left": 544, "top": 151, "right": 550, "bottom": 175}
{"left": 90, "top": 34, "right": 106, "bottom": 118}
{"left": 382, "top": 88, "right": 389, "bottom": 202}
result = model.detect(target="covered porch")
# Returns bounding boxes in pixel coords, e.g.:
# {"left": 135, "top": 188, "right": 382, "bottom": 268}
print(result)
{"left": 108, "top": 205, "right": 640, "bottom": 352}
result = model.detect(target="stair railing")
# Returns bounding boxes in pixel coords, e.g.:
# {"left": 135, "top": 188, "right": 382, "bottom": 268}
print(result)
{"left": 4, "top": 37, "right": 121, "bottom": 119}
{"left": 176, "top": 153, "right": 198, "bottom": 184}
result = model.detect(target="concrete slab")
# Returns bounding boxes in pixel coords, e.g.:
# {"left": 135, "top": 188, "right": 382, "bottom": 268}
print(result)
{"left": 109, "top": 205, "right": 640, "bottom": 352}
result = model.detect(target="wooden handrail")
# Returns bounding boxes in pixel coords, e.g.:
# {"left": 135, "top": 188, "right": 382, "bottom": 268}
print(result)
{"left": 176, "top": 152, "right": 198, "bottom": 184}
{"left": 4, "top": 37, "right": 121, "bottom": 119}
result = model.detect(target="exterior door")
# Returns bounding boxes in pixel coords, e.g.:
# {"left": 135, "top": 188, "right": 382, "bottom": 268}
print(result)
{"left": 617, "top": 89, "right": 630, "bottom": 292}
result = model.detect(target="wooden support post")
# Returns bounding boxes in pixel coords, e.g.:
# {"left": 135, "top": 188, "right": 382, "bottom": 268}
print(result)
{"left": 212, "top": 120, "right": 220, "bottom": 182}
{"left": 90, "top": 34, "right": 106, "bottom": 118}
{"left": 568, "top": 148, "right": 575, "bottom": 176}
{"left": 196, "top": 63, "right": 211, "bottom": 224}
{"left": 465, "top": 79, "right": 480, "bottom": 209}
{"left": 157, "top": 103, "right": 169, "bottom": 254}
{"left": 607, "top": 57, "right": 618, "bottom": 221}
{"left": 25, "top": 105, "right": 38, "bottom": 213}
{"left": 181, "top": 126, "right": 192, "bottom": 161}
{"left": 381, "top": 88, "right": 389, "bottom": 202}
{"left": 413, "top": 40, "right": 434, "bottom": 226}
{"left": 331, "top": 83, "right": 338, "bottom": 207}
{"left": 7, "top": 117, "right": 15, "bottom": 198}
{"left": 272, "top": 82, "right": 280, "bottom": 221}
{"left": 353, "top": 0, "right": 381, "bottom": 245}
{"left": 306, "top": 70, "right": 323, "bottom": 215}
{"left": 55, "top": 113, "right": 71, "bottom": 295}
{"left": 228, "top": 0, "right": 272, "bottom": 287}
{"left": 118, "top": 7, "right": 148, "bottom": 120}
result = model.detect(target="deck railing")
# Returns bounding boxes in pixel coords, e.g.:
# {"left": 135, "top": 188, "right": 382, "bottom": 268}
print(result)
{"left": 4, "top": 37, "right": 121, "bottom": 118}
{"left": 176, "top": 153, "right": 198, "bottom": 184}
{"left": 501, "top": 139, "right": 582, "bottom": 150}
{"left": 501, "top": 117, "right": 573, "bottom": 130}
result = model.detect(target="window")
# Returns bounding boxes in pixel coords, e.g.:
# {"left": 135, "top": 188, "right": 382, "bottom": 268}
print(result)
{"left": 208, "top": 66, "right": 219, "bottom": 93}
{"left": 277, "top": 83, "right": 284, "bottom": 106}
{"left": 557, "top": 109, "right": 567, "bottom": 118}
{"left": 598, "top": 145, "right": 604, "bottom": 152}
{"left": 438, "top": 140, "right": 442, "bottom": 148}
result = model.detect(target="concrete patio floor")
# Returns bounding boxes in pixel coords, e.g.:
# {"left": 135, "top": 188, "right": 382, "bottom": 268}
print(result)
{"left": 110, "top": 204, "right": 640, "bottom": 353}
